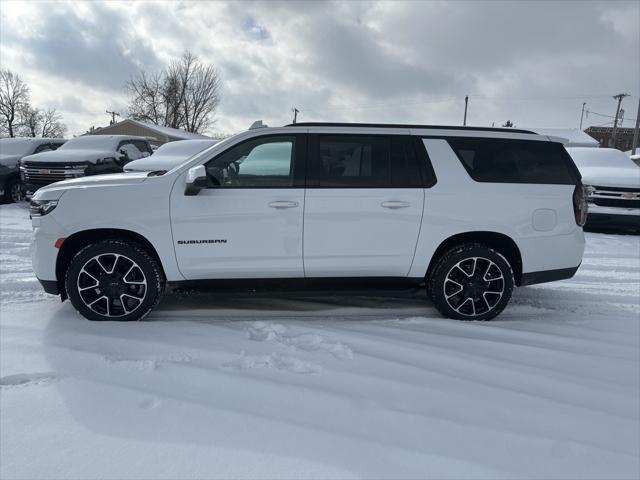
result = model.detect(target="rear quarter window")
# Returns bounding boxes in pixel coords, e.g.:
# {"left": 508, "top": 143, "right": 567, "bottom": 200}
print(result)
{"left": 447, "top": 138, "right": 580, "bottom": 185}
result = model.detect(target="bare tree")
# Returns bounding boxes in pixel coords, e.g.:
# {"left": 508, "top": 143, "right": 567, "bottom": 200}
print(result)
{"left": 0, "top": 69, "right": 30, "bottom": 137}
{"left": 126, "top": 51, "right": 221, "bottom": 133}
{"left": 20, "top": 105, "right": 42, "bottom": 137}
{"left": 40, "top": 108, "right": 66, "bottom": 137}
{"left": 502, "top": 120, "right": 516, "bottom": 128}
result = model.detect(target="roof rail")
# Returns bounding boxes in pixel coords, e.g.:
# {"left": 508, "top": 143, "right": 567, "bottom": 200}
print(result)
{"left": 285, "top": 122, "right": 538, "bottom": 135}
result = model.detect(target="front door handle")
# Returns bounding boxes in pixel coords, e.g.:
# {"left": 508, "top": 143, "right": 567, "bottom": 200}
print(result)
{"left": 381, "top": 201, "right": 411, "bottom": 209}
{"left": 268, "top": 201, "right": 299, "bottom": 209}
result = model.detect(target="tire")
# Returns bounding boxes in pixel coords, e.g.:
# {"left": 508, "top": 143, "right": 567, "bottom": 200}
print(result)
{"left": 65, "top": 240, "right": 164, "bottom": 321}
{"left": 3, "top": 177, "right": 23, "bottom": 204}
{"left": 428, "top": 243, "right": 514, "bottom": 321}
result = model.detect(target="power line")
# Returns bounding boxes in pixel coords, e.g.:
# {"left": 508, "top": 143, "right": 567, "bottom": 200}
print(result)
{"left": 299, "top": 93, "right": 638, "bottom": 116}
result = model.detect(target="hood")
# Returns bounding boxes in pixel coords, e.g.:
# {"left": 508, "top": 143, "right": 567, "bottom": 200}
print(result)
{"left": 579, "top": 165, "right": 640, "bottom": 189}
{"left": 32, "top": 172, "right": 150, "bottom": 201}
{"left": 22, "top": 149, "right": 116, "bottom": 165}
{"left": 125, "top": 155, "right": 191, "bottom": 172}
{"left": 0, "top": 154, "right": 21, "bottom": 167}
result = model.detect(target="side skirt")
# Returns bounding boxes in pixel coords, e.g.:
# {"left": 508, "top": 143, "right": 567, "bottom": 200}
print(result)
{"left": 168, "top": 277, "right": 425, "bottom": 294}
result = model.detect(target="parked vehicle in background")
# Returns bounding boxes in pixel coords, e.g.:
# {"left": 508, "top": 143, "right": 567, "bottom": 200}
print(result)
{"left": 0, "top": 138, "right": 66, "bottom": 203}
{"left": 567, "top": 147, "right": 640, "bottom": 231}
{"left": 124, "top": 139, "right": 219, "bottom": 173}
{"left": 30, "top": 122, "right": 586, "bottom": 322}
{"left": 20, "top": 135, "right": 153, "bottom": 193}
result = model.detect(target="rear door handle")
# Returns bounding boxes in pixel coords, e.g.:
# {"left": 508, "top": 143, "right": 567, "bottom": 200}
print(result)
{"left": 381, "top": 201, "right": 411, "bottom": 209}
{"left": 268, "top": 201, "right": 299, "bottom": 209}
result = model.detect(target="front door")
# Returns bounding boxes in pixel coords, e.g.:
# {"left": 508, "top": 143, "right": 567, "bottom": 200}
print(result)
{"left": 170, "top": 134, "right": 306, "bottom": 279}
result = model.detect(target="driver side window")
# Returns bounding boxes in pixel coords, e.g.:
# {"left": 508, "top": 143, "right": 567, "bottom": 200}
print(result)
{"left": 205, "top": 136, "right": 295, "bottom": 188}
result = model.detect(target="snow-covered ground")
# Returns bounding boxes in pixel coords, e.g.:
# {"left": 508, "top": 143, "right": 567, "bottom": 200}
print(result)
{"left": 1, "top": 202, "right": 638, "bottom": 479}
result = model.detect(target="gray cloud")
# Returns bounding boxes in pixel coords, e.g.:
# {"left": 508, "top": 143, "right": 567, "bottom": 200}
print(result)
{"left": 0, "top": 0, "right": 637, "bottom": 136}
{"left": 2, "top": 3, "right": 162, "bottom": 90}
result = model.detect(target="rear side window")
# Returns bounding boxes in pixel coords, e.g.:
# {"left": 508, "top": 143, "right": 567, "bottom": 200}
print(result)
{"left": 447, "top": 138, "right": 579, "bottom": 185}
{"left": 315, "top": 135, "right": 424, "bottom": 187}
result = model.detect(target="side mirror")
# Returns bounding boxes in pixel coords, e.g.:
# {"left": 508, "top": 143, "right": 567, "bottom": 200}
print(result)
{"left": 184, "top": 165, "right": 208, "bottom": 196}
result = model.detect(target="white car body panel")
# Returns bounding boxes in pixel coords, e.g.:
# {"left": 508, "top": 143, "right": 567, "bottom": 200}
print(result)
{"left": 409, "top": 139, "right": 583, "bottom": 276}
{"left": 170, "top": 182, "right": 305, "bottom": 279}
{"left": 303, "top": 188, "right": 424, "bottom": 276}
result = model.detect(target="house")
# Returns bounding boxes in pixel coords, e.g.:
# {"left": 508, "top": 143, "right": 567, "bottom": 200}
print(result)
{"left": 529, "top": 128, "right": 599, "bottom": 148}
{"left": 90, "top": 119, "right": 213, "bottom": 147}
{"left": 584, "top": 126, "right": 635, "bottom": 151}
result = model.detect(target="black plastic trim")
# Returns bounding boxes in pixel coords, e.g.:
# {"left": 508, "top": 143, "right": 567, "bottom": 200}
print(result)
{"left": 520, "top": 266, "right": 580, "bottom": 286}
{"left": 169, "top": 277, "right": 425, "bottom": 292}
{"left": 286, "top": 122, "right": 537, "bottom": 135}
{"left": 38, "top": 278, "right": 59, "bottom": 295}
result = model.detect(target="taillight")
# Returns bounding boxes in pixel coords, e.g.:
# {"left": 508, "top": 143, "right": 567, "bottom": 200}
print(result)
{"left": 573, "top": 184, "right": 588, "bottom": 226}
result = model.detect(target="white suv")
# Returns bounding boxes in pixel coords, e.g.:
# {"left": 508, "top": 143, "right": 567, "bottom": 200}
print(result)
{"left": 30, "top": 123, "right": 587, "bottom": 321}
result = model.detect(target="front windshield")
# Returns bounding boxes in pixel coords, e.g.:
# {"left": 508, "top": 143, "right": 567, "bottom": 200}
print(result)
{"left": 0, "top": 139, "right": 34, "bottom": 156}
{"left": 59, "top": 136, "right": 118, "bottom": 151}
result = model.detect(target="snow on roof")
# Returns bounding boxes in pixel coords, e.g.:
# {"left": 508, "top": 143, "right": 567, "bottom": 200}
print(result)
{"left": 102, "top": 119, "right": 212, "bottom": 141}
{"left": 529, "top": 128, "right": 599, "bottom": 147}
{"left": 61, "top": 135, "right": 146, "bottom": 151}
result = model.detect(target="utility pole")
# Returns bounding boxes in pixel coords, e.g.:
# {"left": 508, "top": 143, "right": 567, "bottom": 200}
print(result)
{"left": 611, "top": 93, "right": 629, "bottom": 148}
{"left": 632, "top": 96, "right": 640, "bottom": 155}
{"left": 106, "top": 110, "right": 120, "bottom": 125}
{"left": 291, "top": 107, "right": 299, "bottom": 124}
{"left": 463, "top": 95, "right": 469, "bottom": 126}
{"left": 579, "top": 102, "right": 586, "bottom": 130}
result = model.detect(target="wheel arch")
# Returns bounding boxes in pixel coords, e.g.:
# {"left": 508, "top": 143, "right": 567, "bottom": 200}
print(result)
{"left": 425, "top": 231, "right": 523, "bottom": 286}
{"left": 56, "top": 228, "right": 165, "bottom": 300}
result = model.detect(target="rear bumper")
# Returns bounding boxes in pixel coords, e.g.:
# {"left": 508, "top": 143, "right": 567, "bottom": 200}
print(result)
{"left": 520, "top": 265, "right": 580, "bottom": 286}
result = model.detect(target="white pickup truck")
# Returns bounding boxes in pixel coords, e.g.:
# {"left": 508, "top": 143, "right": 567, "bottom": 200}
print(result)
{"left": 30, "top": 122, "right": 587, "bottom": 322}
{"left": 567, "top": 147, "right": 640, "bottom": 231}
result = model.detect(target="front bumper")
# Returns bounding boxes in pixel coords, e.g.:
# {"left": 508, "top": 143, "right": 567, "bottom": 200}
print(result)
{"left": 586, "top": 212, "right": 640, "bottom": 231}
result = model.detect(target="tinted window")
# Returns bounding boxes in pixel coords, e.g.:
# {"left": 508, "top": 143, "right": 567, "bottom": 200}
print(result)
{"left": 118, "top": 142, "right": 144, "bottom": 160}
{"left": 316, "top": 135, "right": 423, "bottom": 187}
{"left": 447, "top": 138, "right": 579, "bottom": 185}
{"left": 205, "top": 136, "right": 294, "bottom": 187}
{"left": 34, "top": 144, "right": 53, "bottom": 154}
{"left": 133, "top": 140, "right": 153, "bottom": 154}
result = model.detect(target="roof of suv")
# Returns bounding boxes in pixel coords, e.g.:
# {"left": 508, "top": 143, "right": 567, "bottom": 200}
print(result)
{"left": 285, "top": 122, "right": 537, "bottom": 135}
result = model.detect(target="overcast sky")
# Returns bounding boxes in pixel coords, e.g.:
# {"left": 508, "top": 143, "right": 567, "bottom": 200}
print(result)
{"left": 1, "top": 0, "right": 638, "bottom": 137}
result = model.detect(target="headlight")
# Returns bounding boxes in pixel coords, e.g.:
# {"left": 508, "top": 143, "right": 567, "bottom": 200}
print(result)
{"left": 29, "top": 199, "right": 58, "bottom": 217}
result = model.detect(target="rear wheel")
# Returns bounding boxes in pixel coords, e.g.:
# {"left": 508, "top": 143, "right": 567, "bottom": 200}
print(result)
{"left": 65, "top": 240, "right": 164, "bottom": 321}
{"left": 428, "top": 243, "right": 514, "bottom": 320}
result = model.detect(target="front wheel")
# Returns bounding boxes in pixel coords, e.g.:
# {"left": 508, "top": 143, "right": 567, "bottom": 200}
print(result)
{"left": 3, "top": 178, "right": 23, "bottom": 203}
{"left": 428, "top": 243, "right": 514, "bottom": 321}
{"left": 66, "top": 240, "right": 164, "bottom": 321}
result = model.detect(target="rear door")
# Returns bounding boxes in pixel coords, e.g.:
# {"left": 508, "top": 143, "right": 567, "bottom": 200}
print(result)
{"left": 303, "top": 134, "right": 427, "bottom": 277}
